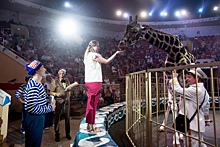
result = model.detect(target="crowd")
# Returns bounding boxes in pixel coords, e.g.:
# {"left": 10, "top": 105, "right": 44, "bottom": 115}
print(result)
{"left": 194, "top": 35, "right": 220, "bottom": 61}
{"left": 1, "top": 20, "right": 167, "bottom": 83}
{"left": 2, "top": 20, "right": 220, "bottom": 83}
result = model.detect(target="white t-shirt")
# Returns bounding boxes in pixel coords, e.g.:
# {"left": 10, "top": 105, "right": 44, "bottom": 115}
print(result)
{"left": 84, "top": 52, "right": 102, "bottom": 82}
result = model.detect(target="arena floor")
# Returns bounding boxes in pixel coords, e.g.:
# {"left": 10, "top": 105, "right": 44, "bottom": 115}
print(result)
{"left": 2, "top": 114, "right": 84, "bottom": 147}
{"left": 2, "top": 110, "right": 220, "bottom": 147}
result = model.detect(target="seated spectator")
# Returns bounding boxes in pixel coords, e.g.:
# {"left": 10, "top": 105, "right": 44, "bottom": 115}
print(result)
{"left": 103, "top": 76, "right": 110, "bottom": 84}
{"left": 146, "top": 55, "right": 153, "bottom": 65}
{"left": 114, "top": 89, "right": 120, "bottom": 102}
{"left": 75, "top": 57, "right": 80, "bottom": 63}
{"left": 79, "top": 77, "right": 84, "bottom": 84}
{"left": 98, "top": 94, "right": 104, "bottom": 108}
{"left": 41, "top": 54, "right": 51, "bottom": 61}
{"left": 104, "top": 86, "right": 114, "bottom": 105}
{"left": 16, "top": 42, "right": 22, "bottom": 53}
{"left": 111, "top": 65, "right": 117, "bottom": 74}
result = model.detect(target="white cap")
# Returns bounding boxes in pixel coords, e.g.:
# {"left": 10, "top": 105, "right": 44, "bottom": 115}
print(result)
{"left": 188, "top": 67, "right": 207, "bottom": 79}
{"left": 58, "top": 69, "right": 66, "bottom": 74}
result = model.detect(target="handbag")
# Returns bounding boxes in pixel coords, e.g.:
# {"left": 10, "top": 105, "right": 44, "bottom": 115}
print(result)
{"left": 173, "top": 91, "right": 206, "bottom": 133}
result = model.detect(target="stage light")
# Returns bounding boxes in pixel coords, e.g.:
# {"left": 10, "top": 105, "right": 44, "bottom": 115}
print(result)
{"left": 148, "top": 9, "right": 154, "bottom": 17}
{"left": 181, "top": 10, "right": 187, "bottom": 16}
{"left": 199, "top": 8, "right": 203, "bottom": 13}
{"left": 160, "top": 11, "right": 167, "bottom": 17}
{"left": 175, "top": 9, "right": 188, "bottom": 18}
{"left": 213, "top": 6, "right": 218, "bottom": 11}
{"left": 175, "top": 11, "right": 180, "bottom": 17}
{"left": 57, "top": 18, "right": 77, "bottom": 37}
{"left": 116, "top": 10, "right": 122, "bottom": 16}
{"left": 123, "top": 13, "right": 129, "bottom": 18}
{"left": 140, "top": 11, "right": 147, "bottom": 18}
{"left": 64, "top": 2, "right": 71, "bottom": 8}
{"left": 164, "top": 12, "right": 168, "bottom": 16}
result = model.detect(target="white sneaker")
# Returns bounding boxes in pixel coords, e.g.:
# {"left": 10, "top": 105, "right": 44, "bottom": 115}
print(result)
{"left": 21, "top": 131, "right": 25, "bottom": 134}
{"left": 45, "top": 127, "right": 49, "bottom": 130}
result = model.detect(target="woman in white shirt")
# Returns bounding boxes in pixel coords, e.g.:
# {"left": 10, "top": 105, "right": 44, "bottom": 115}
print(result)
{"left": 83, "top": 40, "right": 124, "bottom": 132}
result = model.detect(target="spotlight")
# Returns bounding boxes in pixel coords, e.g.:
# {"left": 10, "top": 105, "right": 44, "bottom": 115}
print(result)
{"left": 64, "top": 2, "right": 71, "bottom": 8}
{"left": 199, "top": 8, "right": 203, "bottom": 13}
{"left": 116, "top": 10, "right": 122, "bottom": 16}
{"left": 123, "top": 13, "right": 129, "bottom": 18}
{"left": 160, "top": 11, "right": 167, "bottom": 17}
{"left": 140, "top": 11, "right": 147, "bottom": 18}
{"left": 213, "top": 6, "right": 218, "bottom": 11}
{"left": 181, "top": 10, "right": 187, "bottom": 16}
{"left": 57, "top": 18, "right": 77, "bottom": 37}
{"left": 175, "top": 11, "right": 180, "bottom": 17}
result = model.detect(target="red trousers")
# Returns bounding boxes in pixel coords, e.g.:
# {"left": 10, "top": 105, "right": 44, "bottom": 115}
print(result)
{"left": 85, "top": 82, "right": 102, "bottom": 124}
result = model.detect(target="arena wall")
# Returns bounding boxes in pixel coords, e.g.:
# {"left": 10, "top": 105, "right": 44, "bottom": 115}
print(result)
{"left": 0, "top": 45, "right": 27, "bottom": 113}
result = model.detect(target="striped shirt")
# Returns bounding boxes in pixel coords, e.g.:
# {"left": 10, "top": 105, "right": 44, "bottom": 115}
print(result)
{"left": 25, "top": 79, "right": 52, "bottom": 114}
{"left": 15, "top": 84, "right": 27, "bottom": 98}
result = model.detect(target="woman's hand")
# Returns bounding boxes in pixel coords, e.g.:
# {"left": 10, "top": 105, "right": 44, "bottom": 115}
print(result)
{"left": 116, "top": 50, "right": 125, "bottom": 55}
{"left": 173, "top": 70, "right": 178, "bottom": 78}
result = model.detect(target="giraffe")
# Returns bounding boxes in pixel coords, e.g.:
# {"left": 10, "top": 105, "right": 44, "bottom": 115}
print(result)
{"left": 118, "top": 15, "right": 195, "bottom": 145}
{"left": 118, "top": 15, "right": 195, "bottom": 69}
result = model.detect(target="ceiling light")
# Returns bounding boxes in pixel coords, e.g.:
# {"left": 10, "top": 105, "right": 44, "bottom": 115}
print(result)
{"left": 116, "top": 10, "right": 122, "bottom": 16}
{"left": 213, "top": 6, "right": 218, "bottom": 11}
{"left": 181, "top": 10, "right": 187, "bottom": 16}
{"left": 64, "top": 2, "right": 71, "bottom": 8}
{"left": 123, "top": 13, "right": 129, "bottom": 18}
{"left": 140, "top": 11, "right": 147, "bottom": 18}
{"left": 175, "top": 11, "right": 180, "bottom": 17}
{"left": 199, "top": 8, "right": 203, "bottom": 13}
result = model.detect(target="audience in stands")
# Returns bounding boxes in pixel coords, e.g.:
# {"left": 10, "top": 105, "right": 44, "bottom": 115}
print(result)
{"left": 1, "top": 20, "right": 219, "bottom": 85}
{"left": 194, "top": 35, "right": 220, "bottom": 61}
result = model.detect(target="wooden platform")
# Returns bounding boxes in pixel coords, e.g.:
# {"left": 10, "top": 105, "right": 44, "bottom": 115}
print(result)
{"left": 73, "top": 102, "right": 126, "bottom": 147}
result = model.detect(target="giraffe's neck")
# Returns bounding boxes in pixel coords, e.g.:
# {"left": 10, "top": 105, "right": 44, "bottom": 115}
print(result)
{"left": 137, "top": 25, "right": 197, "bottom": 68}
{"left": 140, "top": 26, "right": 185, "bottom": 56}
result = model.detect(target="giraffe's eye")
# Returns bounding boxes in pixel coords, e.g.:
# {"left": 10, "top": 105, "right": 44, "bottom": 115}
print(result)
{"left": 131, "top": 28, "right": 138, "bottom": 33}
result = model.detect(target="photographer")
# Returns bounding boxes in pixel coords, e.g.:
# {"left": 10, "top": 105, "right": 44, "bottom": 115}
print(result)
{"left": 170, "top": 68, "right": 210, "bottom": 147}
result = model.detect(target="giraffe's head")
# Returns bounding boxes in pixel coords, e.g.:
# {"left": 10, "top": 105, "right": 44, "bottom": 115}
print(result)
{"left": 118, "top": 15, "right": 142, "bottom": 49}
